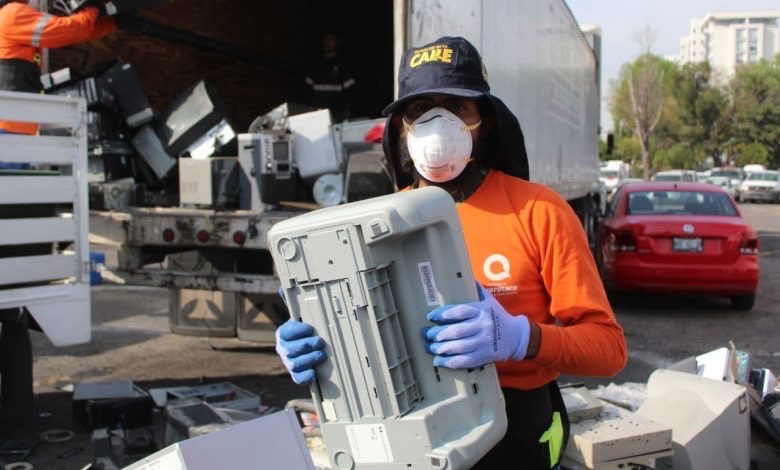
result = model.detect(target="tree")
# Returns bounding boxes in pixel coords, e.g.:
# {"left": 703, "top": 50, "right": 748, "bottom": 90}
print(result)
{"left": 662, "top": 62, "right": 730, "bottom": 167}
{"left": 612, "top": 135, "right": 641, "bottom": 175}
{"left": 729, "top": 56, "right": 780, "bottom": 168}
{"left": 610, "top": 54, "right": 673, "bottom": 179}
{"left": 654, "top": 143, "right": 698, "bottom": 171}
{"left": 632, "top": 25, "right": 658, "bottom": 56}
{"left": 735, "top": 142, "right": 770, "bottom": 168}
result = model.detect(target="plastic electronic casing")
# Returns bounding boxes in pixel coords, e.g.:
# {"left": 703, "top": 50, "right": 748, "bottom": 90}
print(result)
{"left": 268, "top": 186, "right": 507, "bottom": 470}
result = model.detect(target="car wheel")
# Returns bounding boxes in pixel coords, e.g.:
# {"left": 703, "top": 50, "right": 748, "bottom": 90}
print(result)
{"left": 730, "top": 294, "right": 755, "bottom": 311}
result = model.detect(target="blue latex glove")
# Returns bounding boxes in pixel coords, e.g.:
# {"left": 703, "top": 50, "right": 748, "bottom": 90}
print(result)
{"left": 276, "top": 287, "right": 326, "bottom": 384}
{"left": 275, "top": 319, "right": 327, "bottom": 385}
{"left": 421, "top": 284, "right": 530, "bottom": 369}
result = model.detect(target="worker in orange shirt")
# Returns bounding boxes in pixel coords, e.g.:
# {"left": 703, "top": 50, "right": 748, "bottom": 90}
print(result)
{"left": 0, "top": 0, "right": 116, "bottom": 149}
{"left": 276, "top": 37, "right": 628, "bottom": 469}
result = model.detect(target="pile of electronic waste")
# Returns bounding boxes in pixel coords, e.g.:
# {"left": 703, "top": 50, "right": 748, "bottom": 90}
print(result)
{"left": 96, "top": 344, "right": 779, "bottom": 470}
{"left": 560, "top": 344, "right": 779, "bottom": 470}
{"left": 68, "top": 379, "right": 268, "bottom": 469}
{"left": 41, "top": 61, "right": 392, "bottom": 213}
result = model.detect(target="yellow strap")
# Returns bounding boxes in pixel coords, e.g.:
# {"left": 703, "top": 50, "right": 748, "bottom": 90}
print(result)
{"left": 402, "top": 117, "right": 482, "bottom": 133}
{"left": 538, "top": 411, "right": 563, "bottom": 468}
{"left": 461, "top": 120, "right": 482, "bottom": 131}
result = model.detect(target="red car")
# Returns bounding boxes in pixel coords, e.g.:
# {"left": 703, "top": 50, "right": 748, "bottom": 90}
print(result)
{"left": 597, "top": 182, "right": 760, "bottom": 310}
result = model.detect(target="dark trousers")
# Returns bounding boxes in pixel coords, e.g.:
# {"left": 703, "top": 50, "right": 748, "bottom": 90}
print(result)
{"left": 472, "top": 382, "right": 570, "bottom": 470}
{"left": 0, "top": 308, "right": 35, "bottom": 436}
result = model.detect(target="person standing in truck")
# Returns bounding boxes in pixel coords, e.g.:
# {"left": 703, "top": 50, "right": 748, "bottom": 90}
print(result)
{"left": 0, "top": 0, "right": 116, "bottom": 154}
{"left": 275, "top": 36, "right": 627, "bottom": 469}
{"left": 303, "top": 30, "right": 359, "bottom": 123}
{"left": 0, "top": 0, "right": 115, "bottom": 430}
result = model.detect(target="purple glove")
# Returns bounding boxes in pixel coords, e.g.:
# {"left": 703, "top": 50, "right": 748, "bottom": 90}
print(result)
{"left": 421, "top": 284, "right": 530, "bottom": 369}
{"left": 275, "top": 320, "right": 327, "bottom": 385}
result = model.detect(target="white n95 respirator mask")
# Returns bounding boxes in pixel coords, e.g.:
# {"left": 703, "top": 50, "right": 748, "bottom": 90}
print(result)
{"left": 405, "top": 107, "right": 481, "bottom": 183}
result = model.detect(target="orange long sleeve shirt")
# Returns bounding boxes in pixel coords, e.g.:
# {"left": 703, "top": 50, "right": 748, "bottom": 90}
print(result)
{"left": 456, "top": 169, "right": 627, "bottom": 391}
{"left": 0, "top": 3, "right": 116, "bottom": 134}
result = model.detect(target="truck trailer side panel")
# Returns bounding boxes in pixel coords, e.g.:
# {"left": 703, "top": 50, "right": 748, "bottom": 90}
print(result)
{"left": 406, "top": 0, "right": 601, "bottom": 201}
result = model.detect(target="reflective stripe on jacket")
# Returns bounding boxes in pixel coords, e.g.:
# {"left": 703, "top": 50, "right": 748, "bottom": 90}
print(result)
{"left": 0, "top": 3, "right": 116, "bottom": 134}
{"left": 0, "top": 3, "right": 116, "bottom": 62}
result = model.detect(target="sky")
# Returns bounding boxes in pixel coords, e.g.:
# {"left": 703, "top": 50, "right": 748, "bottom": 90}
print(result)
{"left": 566, "top": 0, "right": 780, "bottom": 136}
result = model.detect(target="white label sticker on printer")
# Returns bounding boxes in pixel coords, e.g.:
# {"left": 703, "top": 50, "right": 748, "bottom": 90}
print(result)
{"left": 418, "top": 261, "right": 440, "bottom": 306}
{"left": 346, "top": 423, "right": 394, "bottom": 463}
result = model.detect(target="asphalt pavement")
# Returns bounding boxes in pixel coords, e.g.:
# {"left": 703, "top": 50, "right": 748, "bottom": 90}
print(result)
{"left": 1, "top": 202, "right": 779, "bottom": 469}
{"left": 2, "top": 285, "right": 308, "bottom": 469}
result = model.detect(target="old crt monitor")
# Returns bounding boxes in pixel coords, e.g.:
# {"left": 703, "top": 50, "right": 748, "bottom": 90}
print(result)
{"left": 237, "top": 131, "right": 298, "bottom": 206}
{"left": 268, "top": 186, "right": 507, "bottom": 470}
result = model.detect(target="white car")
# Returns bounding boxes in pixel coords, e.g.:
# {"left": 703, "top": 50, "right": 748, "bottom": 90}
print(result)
{"left": 599, "top": 167, "right": 623, "bottom": 195}
{"left": 710, "top": 167, "right": 745, "bottom": 188}
{"left": 742, "top": 164, "right": 766, "bottom": 174}
{"left": 736, "top": 170, "right": 780, "bottom": 203}
{"left": 706, "top": 176, "right": 737, "bottom": 199}
{"left": 651, "top": 170, "right": 698, "bottom": 182}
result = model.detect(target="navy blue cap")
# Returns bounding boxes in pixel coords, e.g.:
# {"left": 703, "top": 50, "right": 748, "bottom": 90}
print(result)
{"left": 382, "top": 36, "right": 490, "bottom": 116}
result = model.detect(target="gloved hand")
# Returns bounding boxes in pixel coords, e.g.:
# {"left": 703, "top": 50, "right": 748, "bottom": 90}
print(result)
{"left": 276, "top": 284, "right": 327, "bottom": 384}
{"left": 421, "top": 284, "right": 530, "bottom": 369}
{"left": 275, "top": 319, "right": 327, "bottom": 385}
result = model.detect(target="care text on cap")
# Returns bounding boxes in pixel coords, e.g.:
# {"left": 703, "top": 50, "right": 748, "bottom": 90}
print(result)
{"left": 410, "top": 44, "right": 455, "bottom": 68}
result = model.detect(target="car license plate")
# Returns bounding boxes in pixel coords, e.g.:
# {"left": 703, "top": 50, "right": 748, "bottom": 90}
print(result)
{"left": 673, "top": 237, "right": 702, "bottom": 252}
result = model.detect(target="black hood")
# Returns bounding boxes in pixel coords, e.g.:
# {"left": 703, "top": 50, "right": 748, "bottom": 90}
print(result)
{"left": 382, "top": 94, "right": 530, "bottom": 189}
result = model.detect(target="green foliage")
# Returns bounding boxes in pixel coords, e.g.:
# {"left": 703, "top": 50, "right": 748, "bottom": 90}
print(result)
{"left": 610, "top": 52, "right": 780, "bottom": 172}
{"left": 610, "top": 54, "right": 676, "bottom": 139}
{"left": 613, "top": 136, "right": 642, "bottom": 176}
{"left": 735, "top": 142, "right": 770, "bottom": 167}
{"left": 653, "top": 61, "right": 729, "bottom": 168}
{"left": 729, "top": 57, "right": 780, "bottom": 168}
{"left": 653, "top": 143, "right": 700, "bottom": 171}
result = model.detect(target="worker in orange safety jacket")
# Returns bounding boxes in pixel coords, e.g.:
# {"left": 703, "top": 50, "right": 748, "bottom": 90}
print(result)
{"left": 0, "top": 0, "right": 116, "bottom": 137}
{"left": 275, "top": 36, "right": 628, "bottom": 469}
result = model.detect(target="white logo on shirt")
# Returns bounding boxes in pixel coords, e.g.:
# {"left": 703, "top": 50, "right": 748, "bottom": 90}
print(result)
{"left": 483, "top": 254, "right": 511, "bottom": 281}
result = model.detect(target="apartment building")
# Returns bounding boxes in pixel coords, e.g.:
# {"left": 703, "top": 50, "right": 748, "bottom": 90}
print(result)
{"left": 679, "top": 11, "right": 780, "bottom": 82}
